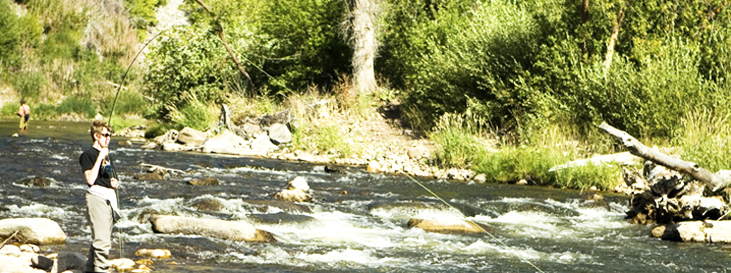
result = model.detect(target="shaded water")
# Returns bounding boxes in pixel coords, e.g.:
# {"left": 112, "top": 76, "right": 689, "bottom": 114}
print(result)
{"left": 1, "top": 120, "right": 730, "bottom": 272}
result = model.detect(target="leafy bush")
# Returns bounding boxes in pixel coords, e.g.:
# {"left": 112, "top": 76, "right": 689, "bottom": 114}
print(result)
{"left": 383, "top": 0, "right": 543, "bottom": 131}
{"left": 144, "top": 122, "right": 172, "bottom": 138}
{"left": 124, "top": 0, "right": 166, "bottom": 29}
{"left": 57, "top": 96, "right": 97, "bottom": 118}
{"left": 32, "top": 103, "right": 59, "bottom": 120}
{"left": 102, "top": 90, "right": 149, "bottom": 117}
{"left": 144, "top": 27, "right": 235, "bottom": 119}
{"left": 254, "top": 0, "right": 351, "bottom": 94}
{"left": 0, "top": 102, "right": 18, "bottom": 118}
{"left": 10, "top": 71, "right": 46, "bottom": 99}
{"left": 0, "top": 0, "right": 21, "bottom": 66}
{"left": 573, "top": 40, "right": 716, "bottom": 138}
{"left": 170, "top": 100, "right": 217, "bottom": 131}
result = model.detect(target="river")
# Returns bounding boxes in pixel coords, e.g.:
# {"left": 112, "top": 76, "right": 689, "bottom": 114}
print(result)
{"left": 1, "top": 120, "right": 730, "bottom": 272}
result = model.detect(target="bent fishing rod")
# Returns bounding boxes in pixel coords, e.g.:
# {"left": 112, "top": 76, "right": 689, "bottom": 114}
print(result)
{"left": 104, "top": 28, "right": 172, "bottom": 258}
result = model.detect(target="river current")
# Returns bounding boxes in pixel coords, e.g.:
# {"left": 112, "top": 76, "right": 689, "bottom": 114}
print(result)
{"left": 1, "top": 120, "right": 730, "bottom": 272}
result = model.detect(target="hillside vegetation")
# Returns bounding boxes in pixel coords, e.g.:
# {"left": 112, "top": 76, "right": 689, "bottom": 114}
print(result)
{"left": 3, "top": 0, "right": 731, "bottom": 190}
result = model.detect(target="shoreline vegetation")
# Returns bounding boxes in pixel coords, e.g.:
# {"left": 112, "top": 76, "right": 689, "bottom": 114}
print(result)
{"left": 3, "top": 0, "right": 731, "bottom": 196}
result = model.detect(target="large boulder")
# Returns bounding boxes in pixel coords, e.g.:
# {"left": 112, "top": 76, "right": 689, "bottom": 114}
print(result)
{"left": 201, "top": 130, "right": 264, "bottom": 156}
{"left": 268, "top": 123, "right": 292, "bottom": 145}
{"left": 250, "top": 134, "right": 279, "bottom": 153}
{"left": 653, "top": 220, "right": 731, "bottom": 243}
{"left": 52, "top": 252, "right": 87, "bottom": 273}
{"left": 0, "top": 255, "right": 44, "bottom": 273}
{"left": 177, "top": 127, "right": 208, "bottom": 146}
{"left": 149, "top": 215, "right": 275, "bottom": 243}
{"left": 407, "top": 218, "right": 490, "bottom": 234}
{"left": 0, "top": 218, "right": 66, "bottom": 245}
{"left": 242, "top": 121, "right": 263, "bottom": 139}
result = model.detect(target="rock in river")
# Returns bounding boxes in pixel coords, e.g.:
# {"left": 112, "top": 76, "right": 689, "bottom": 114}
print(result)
{"left": 0, "top": 218, "right": 66, "bottom": 245}
{"left": 149, "top": 215, "right": 275, "bottom": 243}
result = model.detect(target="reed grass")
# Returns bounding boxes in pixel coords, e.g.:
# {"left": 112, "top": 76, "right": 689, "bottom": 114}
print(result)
{"left": 676, "top": 108, "right": 731, "bottom": 172}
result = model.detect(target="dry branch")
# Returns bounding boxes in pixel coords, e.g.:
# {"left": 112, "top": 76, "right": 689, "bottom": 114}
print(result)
{"left": 193, "top": 0, "right": 256, "bottom": 97}
{"left": 599, "top": 122, "right": 730, "bottom": 191}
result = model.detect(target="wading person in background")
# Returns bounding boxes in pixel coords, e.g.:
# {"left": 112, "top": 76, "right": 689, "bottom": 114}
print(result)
{"left": 79, "top": 120, "right": 119, "bottom": 273}
{"left": 14, "top": 99, "right": 30, "bottom": 130}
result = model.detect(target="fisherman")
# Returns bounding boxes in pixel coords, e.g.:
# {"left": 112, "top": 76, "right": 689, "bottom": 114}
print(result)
{"left": 79, "top": 120, "right": 119, "bottom": 273}
{"left": 14, "top": 99, "right": 30, "bottom": 130}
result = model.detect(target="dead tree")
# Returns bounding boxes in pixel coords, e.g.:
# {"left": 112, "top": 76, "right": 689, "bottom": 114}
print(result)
{"left": 599, "top": 122, "right": 731, "bottom": 191}
{"left": 599, "top": 122, "right": 730, "bottom": 224}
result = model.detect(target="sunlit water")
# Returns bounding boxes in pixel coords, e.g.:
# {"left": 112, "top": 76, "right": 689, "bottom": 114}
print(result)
{"left": 1, "top": 120, "right": 730, "bottom": 272}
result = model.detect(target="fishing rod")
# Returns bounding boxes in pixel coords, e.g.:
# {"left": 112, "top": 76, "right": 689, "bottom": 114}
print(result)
{"left": 404, "top": 174, "right": 545, "bottom": 273}
{"left": 105, "top": 28, "right": 172, "bottom": 259}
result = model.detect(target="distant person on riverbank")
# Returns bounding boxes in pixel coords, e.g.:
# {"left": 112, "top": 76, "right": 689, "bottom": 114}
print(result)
{"left": 79, "top": 120, "right": 119, "bottom": 273}
{"left": 14, "top": 99, "right": 30, "bottom": 130}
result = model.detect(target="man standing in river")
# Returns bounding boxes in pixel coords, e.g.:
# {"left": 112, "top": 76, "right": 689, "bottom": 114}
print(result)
{"left": 14, "top": 99, "right": 30, "bottom": 130}
{"left": 79, "top": 120, "right": 119, "bottom": 273}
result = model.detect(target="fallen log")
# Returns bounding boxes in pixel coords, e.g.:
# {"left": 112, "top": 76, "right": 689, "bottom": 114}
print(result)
{"left": 599, "top": 122, "right": 731, "bottom": 191}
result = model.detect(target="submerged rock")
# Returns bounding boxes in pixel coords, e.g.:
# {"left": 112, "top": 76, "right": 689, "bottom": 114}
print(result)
{"left": 407, "top": 218, "right": 491, "bottom": 234}
{"left": 188, "top": 196, "right": 225, "bottom": 212}
{"left": 149, "top": 215, "right": 275, "bottom": 243}
{"left": 17, "top": 177, "right": 52, "bottom": 187}
{"left": 134, "top": 248, "right": 172, "bottom": 259}
{"left": 188, "top": 177, "right": 220, "bottom": 186}
{"left": 274, "top": 177, "right": 312, "bottom": 202}
{"left": 0, "top": 218, "right": 66, "bottom": 245}
{"left": 134, "top": 172, "right": 165, "bottom": 181}
{"left": 368, "top": 202, "right": 464, "bottom": 219}
{"left": 243, "top": 200, "right": 312, "bottom": 213}
{"left": 248, "top": 212, "right": 315, "bottom": 224}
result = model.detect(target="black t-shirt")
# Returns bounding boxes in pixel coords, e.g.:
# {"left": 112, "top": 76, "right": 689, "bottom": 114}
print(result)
{"left": 79, "top": 147, "right": 113, "bottom": 188}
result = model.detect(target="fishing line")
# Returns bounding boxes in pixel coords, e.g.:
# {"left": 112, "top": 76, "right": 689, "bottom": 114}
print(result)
{"left": 105, "top": 27, "right": 173, "bottom": 259}
{"left": 405, "top": 174, "right": 546, "bottom": 273}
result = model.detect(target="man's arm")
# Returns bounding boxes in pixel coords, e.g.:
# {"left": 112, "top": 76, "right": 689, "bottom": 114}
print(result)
{"left": 83, "top": 149, "right": 107, "bottom": 186}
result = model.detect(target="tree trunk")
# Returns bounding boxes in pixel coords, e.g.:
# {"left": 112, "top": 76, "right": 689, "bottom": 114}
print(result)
{"left": 193, "top": 0, "right": 256, "bottom": 98}
{"left": 351, "top": 0, "right": 380, "bottom": 95}
{"left": 599, "top": 122, "right": 731, "bottom": 191}
{"left": 603, "top": 4, "right": 625, "bottom": 73}
{"left": 582, "top": 0, "right": 589, "bottom": 57}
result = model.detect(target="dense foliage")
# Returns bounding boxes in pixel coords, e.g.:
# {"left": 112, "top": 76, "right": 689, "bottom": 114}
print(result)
{"left": 380, "top": 0, "right": 731, "bottom": 139}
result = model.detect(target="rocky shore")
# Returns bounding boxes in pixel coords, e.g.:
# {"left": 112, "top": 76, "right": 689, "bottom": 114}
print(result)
{"left": 119, "top": 107, "right": 482, "bottom": 183}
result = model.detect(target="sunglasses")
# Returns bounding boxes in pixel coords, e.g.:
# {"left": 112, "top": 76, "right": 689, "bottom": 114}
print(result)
{"left": 100, "top": 133, "right": 111, "bottom": 137}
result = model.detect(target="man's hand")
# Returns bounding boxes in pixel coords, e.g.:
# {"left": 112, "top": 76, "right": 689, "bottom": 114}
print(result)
{"left": 111, "top": 177, "right": 119, "bottom": 189}
{"left": 98, "top": 147, "right": 109, "bottom": 159}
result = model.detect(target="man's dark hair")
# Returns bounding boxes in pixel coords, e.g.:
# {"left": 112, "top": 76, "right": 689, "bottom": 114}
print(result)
{"left": 20, "top": 99, "right": 25, "bottom": 104}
